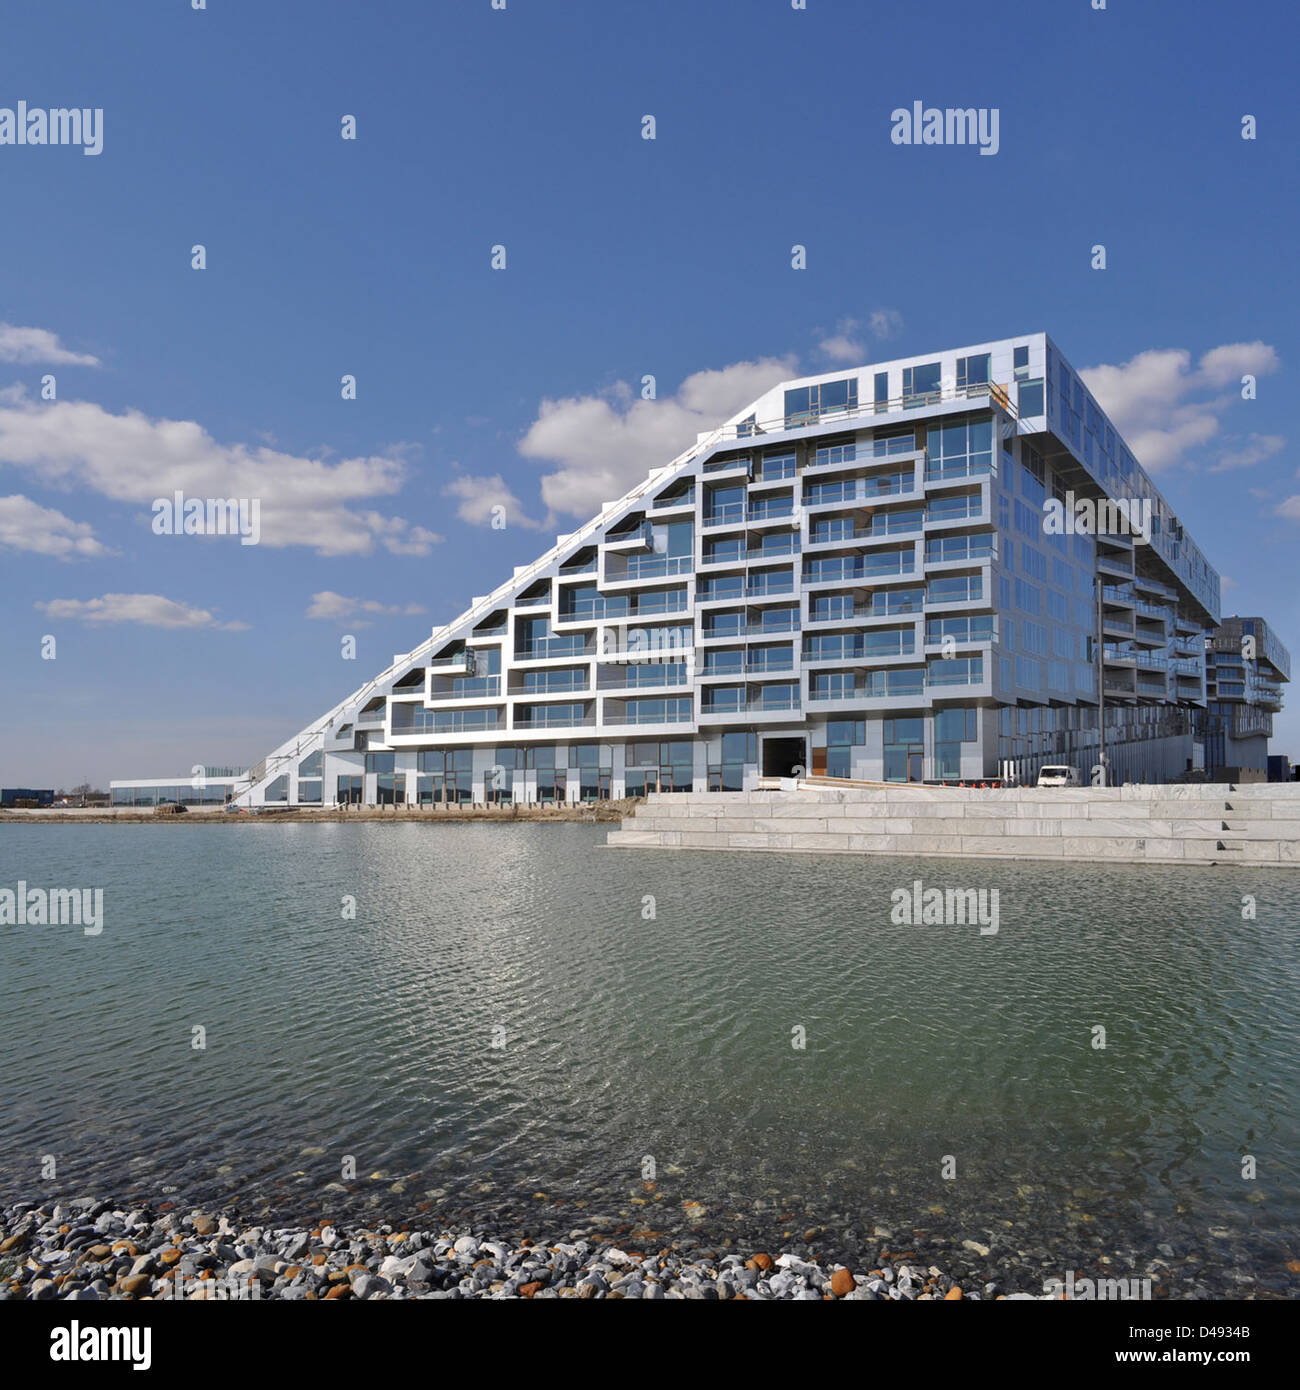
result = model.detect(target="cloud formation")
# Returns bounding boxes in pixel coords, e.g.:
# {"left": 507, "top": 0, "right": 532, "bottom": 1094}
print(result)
{"left": 1080, "top": 342, "right": 1279, "bottom": 473}
{"left": 0, "top": 493, "right": 110, "bottom": 558}
{"left": 816, "top": 311, "right": 904, "bottom": 364}
{"left": 0, "top": 389, "right": 442, "bottom": 556}
{"left": 305, "top": 591, "right": 427, "bottom": 624}
{"left": 1209, "top": 433, "right": 1285, "bottom": 474}
{"left": 518, "top": 356, "right": 797, "bottom": 519}
{"left": 35, "top": 593, "right": 248, "bottom": 629}
{"left": 0, "top": 323, "right": 100, "bottom": 367}
{"left": 442, "top": 472, "right": 543, "bottom": 529}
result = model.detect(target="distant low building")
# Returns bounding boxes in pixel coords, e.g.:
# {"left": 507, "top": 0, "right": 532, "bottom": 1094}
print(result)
{"left": 1, "top": 788, "right": 55, "bottom": 808}
{"left": 109, "top": 769, "right": 246, "bottom": 808}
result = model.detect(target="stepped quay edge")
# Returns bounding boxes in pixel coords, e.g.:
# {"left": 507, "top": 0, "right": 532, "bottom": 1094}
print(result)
{"left": 110, "top": 333, "right": 1295, "bottom": 863}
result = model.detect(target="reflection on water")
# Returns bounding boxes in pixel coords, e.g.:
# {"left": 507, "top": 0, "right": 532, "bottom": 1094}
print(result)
{"left": 1, "top": 822, "right": 1297, "bottom": 1294}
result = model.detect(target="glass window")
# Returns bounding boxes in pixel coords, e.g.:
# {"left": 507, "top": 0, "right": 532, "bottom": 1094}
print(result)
{"left": 902, "top": 362, "right": 941, "bottom": 405}
{"left": 1018, "top": 379, "right": 1044, "bottom": 416}
{"left": 956, "top": 354, "right": 991, "bottom": 389}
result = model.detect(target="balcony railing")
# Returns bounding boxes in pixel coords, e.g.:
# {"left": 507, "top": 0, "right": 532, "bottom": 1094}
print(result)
{"left": 513, "top": 711, "right": 596, "bottom": 729}
{"left": 617, "top": 708, "right": 692, "bottom": 725}
{"left": 432, "top": 678, "right": 502, "bottom": 699}
{"left": 615, "top": 554, "right": 693, "bottom": 581}
{"left": 805, "top": 476, "right": 915, "bottom": 507}
{"left": 515, "top": 638, "right": 591, "bottom": 659}
{"left": 598, "top": 667, "right": 689, "bottom": 690}
{"left": 924, "top": 457, "right": 994, "bottom": 483}
{"left": 703, "top": 696, "right": 801, "bottom": 715}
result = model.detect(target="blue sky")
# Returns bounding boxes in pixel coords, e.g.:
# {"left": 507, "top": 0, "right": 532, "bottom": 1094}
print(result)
{"left": 1, "top": 0, "right": 1297, "bottom": 786}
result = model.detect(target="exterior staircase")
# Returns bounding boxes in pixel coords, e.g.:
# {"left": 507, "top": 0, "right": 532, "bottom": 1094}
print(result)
{"left": 607, "top": 782, "right": 1300, "bottom": 867}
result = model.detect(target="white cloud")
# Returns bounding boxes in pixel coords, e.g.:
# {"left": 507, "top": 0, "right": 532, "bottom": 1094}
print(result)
{"left": 305, "top": 591, "right": 427, "bottom": 624}
{"left": 1080, "top": 342, "right": 1280, "bottom": 473}
{"left": 519, "top": 356, "right": 797, "bottom": 519}
{"left": 816, "top": 310, "right": 904, "bottom": 364}
{"left": 0, "top": 389, "right": 442, "bottom": 556}
{"left": 0, "top": 493, "right": 111, "bottom": 558}
{"left": 0, "top": 323, "right": 100, "bottom": 367}
{"left": 1208, "top": 433, "right": 1285, "bottom": 473}
{"left": 35, "top": 593, "right": 248, "bottom": 630}
{"left": 817, "top": 318, "right": 865, "bottom": 364}
{"left": 867, "top": 308, "right": 904, "bottom": 340}
{"left": 442, "top": 472, "right": 543, "bottom": 529}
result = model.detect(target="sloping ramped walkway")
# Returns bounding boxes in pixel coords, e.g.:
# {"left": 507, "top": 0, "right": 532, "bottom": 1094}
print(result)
{"left": 606, "top": 781, "right": 1300, "bottom": 867}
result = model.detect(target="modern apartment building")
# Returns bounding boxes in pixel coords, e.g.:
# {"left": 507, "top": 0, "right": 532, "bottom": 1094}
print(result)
{"left": 1199, "top": 616, "right": 1291, "bottom": 781}
{"left": 111, "top": 333, "right": 1287, "bottom": 808}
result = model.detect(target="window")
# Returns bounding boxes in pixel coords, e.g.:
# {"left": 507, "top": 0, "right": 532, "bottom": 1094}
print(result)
{"left": 926, "top": 415, "right": 993, "bottom": 479}
{"left": 1014, "top": 578, "right": 1041, "bottom": 615}
{"left": 624, "top": 697, "right": 691, "bottom": 725}
{"left": 759, "top": 450, "right": 797, "bottom": 481}
{"left": 1020, "top": 545, "right": 1046, "bottom": 581}
{"left": 376, "top": 772, "right": 406, "bottom": 806}
{"left": 902, "top": 361, "right": 941, "bottom": 406}
{"left": 928, "top": 574, "right": 982, "bottom": 604}
{"left": 336, "top": 775, "right": 363, "bottom": 804}
{"left": 1018, "top": 379, "right": 1045, "bottom": 416}
{"left": 712, "top": 730, "right": 757, "bottom": 791}
{"left": 871, "top": 428, "right": 916, "bottom": 458}
{"left": 811, "top": 593, "right": 855, "bottom": 622}
{"left": 1013, "top": 345, "right": 1031, "bottom": 381}
{"left": 874, "top": 370, "right": 889, "bottom": 413}
{"left": 812, "top": 672, "right": 856, "bottom": 700}
{"left": 784, "top": 377, "right": 859, "bottom": 426}
{"left": 956, "top": 354, "right": 990, "bottom": 390}
{"left": 365, "top": 752, "right": 395, "bottom": 774}
{"left": 883, "top": 716, "right": 924, "bottom": 782}
{"left": 298, "top": 750, "right": 322, "bottom": 778}
{"left": 928, "top": 657, "right": 983, "bottom": 687}
{"left": 935, "top": 707, "right": 977, "bottom": 742}
{"left": 934, "top": 705, "right": 976, "bottom": 781}
{"left": 813, "top": 441, "right": 856, "bottom": 469}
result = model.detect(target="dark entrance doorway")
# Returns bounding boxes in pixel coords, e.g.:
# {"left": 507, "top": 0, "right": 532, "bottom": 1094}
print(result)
{"left": 762, "top": 736, "right": 807, "bottom": 778}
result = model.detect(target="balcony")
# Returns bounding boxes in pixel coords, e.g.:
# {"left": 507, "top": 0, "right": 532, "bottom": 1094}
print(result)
{"left": 597, "top": 666, "right": 689, "bottom": 691}
{"left": 923, "top": 457, "right": 994, "bottom": 486}
{"left": 427, "top": 650, "right": 476, "bottom": 671}
{"left": 923, "top": 534, "right": 996, "bottom": 566}
{"left": 514, "top": 637, "right": 592, "bottom": 661}
{"left": 701, "top": 695, "right": 801, "bottom": 717}
{"left": 513, "top": 706, "right": 595, "bottom": 730}
{"left": 804, "top": 556, "right": 914, "bottom": 586}
{"left": 607, "top": 554, "right": 693, "bottom": 582}
{"left": 429, "top": 678, "right": 502, "bottom": 700}
{"left": 804, "top": 476, "right": 916, "bottom": 508}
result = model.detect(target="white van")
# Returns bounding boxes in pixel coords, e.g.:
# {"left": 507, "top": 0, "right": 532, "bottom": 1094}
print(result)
{"left": 1036, "top": 765, "right": 1082, "bottom": 787}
